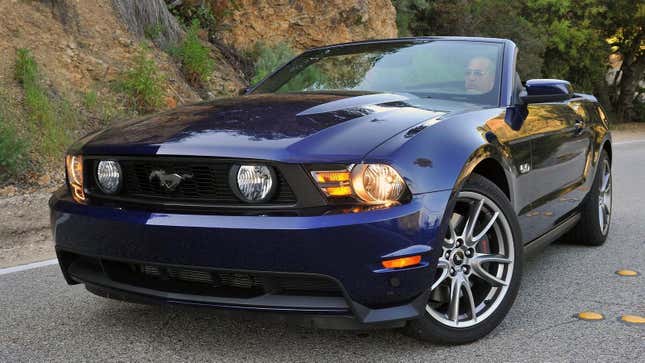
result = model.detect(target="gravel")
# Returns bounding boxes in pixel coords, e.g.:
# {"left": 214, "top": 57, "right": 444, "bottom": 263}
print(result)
{"left": 0, "top": 190, "right": 56, "bottom": 268}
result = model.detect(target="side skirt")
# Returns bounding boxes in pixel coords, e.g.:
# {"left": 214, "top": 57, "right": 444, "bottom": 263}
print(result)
{"left": 523, "top": 213, "right": 581, "bottom": 258}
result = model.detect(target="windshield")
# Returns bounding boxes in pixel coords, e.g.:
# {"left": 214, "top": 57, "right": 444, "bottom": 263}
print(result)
{"left": 252, "top": 40, "right": 504, "bottom": 106}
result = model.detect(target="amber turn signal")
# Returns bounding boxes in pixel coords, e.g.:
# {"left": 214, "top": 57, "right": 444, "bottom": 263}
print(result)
{"left": 311, "top": 170, "right": 353, "bottom": 197}
{"left": 381, "top": 255, "right": 422, "bottom": 269}
{"left": 324, "top": 186, "right": 353, "bottom": 196}
{"left": 66, "top": 155, "right": 86, "bottom": 203}
{"left": 313, "top": 170, "right": 350, "bottom": 183}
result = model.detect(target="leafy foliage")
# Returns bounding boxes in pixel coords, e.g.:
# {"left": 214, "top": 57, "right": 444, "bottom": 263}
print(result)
{"left": 524, "top": 0, "right": 608, "bottom": 93}
{"left": 15, "top": 48, "right": 38, "bottom": 86}
{"left": 393, "top": 0, "right": 644, "bottom": 121}
{"left": 393, "top": 0, "right": 546, "bottom": 80}
{"left": 249, "top": 41, "right": 295, "bottom": 85}
{"left": 121, "top": 45, "right": 165, "bottom": 113}
{"left": 172, "top": 20, "right": 214, "bottom": 85}
{"left": 144, "top": 22, "right": 164, "bottom": 43}
{"left": 391, "top": 0, "right": 427, "bottom": 37}
{"left": 600, "top": 0, "right": 644, "bottom": 122}
{"left": 170, "top": 3, "right": 217, "bottom": 32}
{"left": 14, "top": 49, "right": 76, "bottom": 162}
{"left": 83, "top": 90, "right": 98, "bottom": 110}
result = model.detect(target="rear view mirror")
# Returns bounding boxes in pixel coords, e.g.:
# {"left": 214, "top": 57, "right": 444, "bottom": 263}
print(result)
{"left": 520, "top": 79, "right": 573, "bottom": 104}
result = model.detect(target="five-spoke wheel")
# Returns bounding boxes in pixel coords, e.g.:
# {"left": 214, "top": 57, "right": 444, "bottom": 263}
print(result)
{"left": 427, "top": 191, "right": 515, "bottom": 328}
{"left": 405, "top": 174, "right": 522, "bottom": 344}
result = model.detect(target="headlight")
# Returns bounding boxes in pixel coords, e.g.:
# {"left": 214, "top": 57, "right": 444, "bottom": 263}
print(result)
{"left": 231, "top": 164, "right": 276, "bottom": 203}
{"left": 96, "top": 160, "right": 122, "bottom": 194}
{"left": 65, "top": 155, "right": 86, "bottom": 203}
{"left": 311, "top": 164, "right": 407, "bottom": 205}
{"left": 351, "top": 164, "right": 406, "bottom": 204}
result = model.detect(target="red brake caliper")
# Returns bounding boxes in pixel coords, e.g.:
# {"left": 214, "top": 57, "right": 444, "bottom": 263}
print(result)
{"left": 479, "top": 236, "right": 491, "bottom": 254}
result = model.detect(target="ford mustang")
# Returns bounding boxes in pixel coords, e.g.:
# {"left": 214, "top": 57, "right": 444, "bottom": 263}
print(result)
{"left": 50, "top": 37, "right": 612, "bottom": 344}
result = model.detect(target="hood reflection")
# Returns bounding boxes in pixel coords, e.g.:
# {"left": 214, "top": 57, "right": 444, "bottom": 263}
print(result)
{"left": 82, "top": 92, "right": 447, "bottom": 162}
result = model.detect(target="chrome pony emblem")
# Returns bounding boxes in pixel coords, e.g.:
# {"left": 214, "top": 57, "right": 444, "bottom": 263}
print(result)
{"left": 149, "top": 170, "right": 193, "bottom": 192}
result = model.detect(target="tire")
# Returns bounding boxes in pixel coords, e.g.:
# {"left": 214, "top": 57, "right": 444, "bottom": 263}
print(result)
{"left": 404, "top": 173, "right": 523, "bottom": 344}
{"left": 561, "top": 150, "right": 612, "bottom": 246}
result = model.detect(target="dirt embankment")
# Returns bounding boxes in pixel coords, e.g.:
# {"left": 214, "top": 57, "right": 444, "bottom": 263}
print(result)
{"left": 0, "top": 190, "right": 55, "bottom": 268}
{"left": 0, "top": 0, "right": 400, "bottom": 268}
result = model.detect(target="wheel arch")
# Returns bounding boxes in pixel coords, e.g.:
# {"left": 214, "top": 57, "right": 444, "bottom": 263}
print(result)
{"left": 452, "top": 144, "right": 516, "bottom": 206}
{"left": 472, "top": 158, "right": 511, "bottom": 201}
{"left": 602, "top": 140, "right": 612, "bottom": 164}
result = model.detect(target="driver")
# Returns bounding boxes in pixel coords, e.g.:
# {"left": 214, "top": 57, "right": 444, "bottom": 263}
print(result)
{"left": 465, "top": 56, "right": 495, "bottom": 94}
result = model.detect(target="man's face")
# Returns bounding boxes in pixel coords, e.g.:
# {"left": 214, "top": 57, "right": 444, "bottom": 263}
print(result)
{"left": 608, "top": 54, "right": 622, "bottom": 69}
{"left": 465, "top": 57, "right": 494, "bottom": 94}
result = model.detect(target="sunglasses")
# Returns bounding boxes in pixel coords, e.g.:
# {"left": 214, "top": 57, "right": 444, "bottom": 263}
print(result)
{"left": 465, "top": 69, "right": 489, "bottom": 77}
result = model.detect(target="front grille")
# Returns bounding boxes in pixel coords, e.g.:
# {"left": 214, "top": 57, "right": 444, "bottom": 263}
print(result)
{"left": 87, "top": 157, "right": 297, "bottom": 206}
{"left": 101, "top": 260, "right": 343, "bottom": 298}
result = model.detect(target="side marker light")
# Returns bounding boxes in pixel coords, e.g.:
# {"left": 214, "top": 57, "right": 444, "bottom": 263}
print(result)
{"left": 381, "top": 255, "right": 422, "bottom": 269}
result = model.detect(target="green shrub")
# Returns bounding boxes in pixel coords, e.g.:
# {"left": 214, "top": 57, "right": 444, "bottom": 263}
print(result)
{"left": 144, "top": 22, "right": 164, "bottom": 43}
{"left": 0, "top": 113, "right": 28, "bottom": 180}
{"left": 83, "top": 90, "right": 98, "bottom": 110}
{"left": 14, "top": 48, "right": 75, "bottom": 162}
{"left": 170, "top": 4, "right": 217, "bottom": 34}
{"left": 121, "top": 45, "right": 165, "bottom": 112}
{"left": 15, "top": 48, "right": 38, "bottom": 87}
{"left": 249, "top": 41, "right": 294, "bottom": 85}
{"left": 172, "top": 20, "right": 214, "bottom": 85}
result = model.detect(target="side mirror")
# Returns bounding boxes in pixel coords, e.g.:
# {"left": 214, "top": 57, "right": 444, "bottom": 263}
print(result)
{"left": 520, "top": 79, "right": 573, "bottom": 104}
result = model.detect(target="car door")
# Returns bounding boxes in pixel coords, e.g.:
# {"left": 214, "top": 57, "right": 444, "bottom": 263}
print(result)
{"left": 524, "top": 99, "right": 593, "bottom": 239}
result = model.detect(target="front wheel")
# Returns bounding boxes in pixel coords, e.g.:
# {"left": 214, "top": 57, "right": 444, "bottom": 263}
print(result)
{"left": 405, "top": 174, "right": 523, "bottom": 344}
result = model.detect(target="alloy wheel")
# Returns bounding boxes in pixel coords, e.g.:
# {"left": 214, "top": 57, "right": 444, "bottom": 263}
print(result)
{"left": 426, "top": 191, "right": 515, "bottom": 328}
{"left": 598, "top": 159, "right": 612, "bottom": 235}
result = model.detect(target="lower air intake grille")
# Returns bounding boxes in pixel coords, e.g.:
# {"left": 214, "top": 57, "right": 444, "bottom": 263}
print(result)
{"left": 103, "top": 261, "right": 342, "bottom": 298}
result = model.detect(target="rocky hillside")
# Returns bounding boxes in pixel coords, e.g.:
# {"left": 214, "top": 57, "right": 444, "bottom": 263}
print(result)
{"left": 216, "top": 0, "right": 397, "bottom": 52}
{"left": 0, "top": 0, "right": 397, "bottom": 191}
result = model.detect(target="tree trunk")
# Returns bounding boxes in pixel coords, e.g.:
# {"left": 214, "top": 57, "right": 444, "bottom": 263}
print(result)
{"left": 594, "top": 79, "right": 612, "bottom": 113}
{"left": 615, "top": 54, "right": 644, "bottom": 123}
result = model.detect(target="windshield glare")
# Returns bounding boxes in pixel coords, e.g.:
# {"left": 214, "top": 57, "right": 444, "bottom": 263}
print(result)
{"left": 252, "top": 40, "right": 504, "bottom": 106}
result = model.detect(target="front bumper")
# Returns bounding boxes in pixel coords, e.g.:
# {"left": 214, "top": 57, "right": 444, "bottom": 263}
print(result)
{"left": 50, "top": 187, "right": 452, "bottom": 325}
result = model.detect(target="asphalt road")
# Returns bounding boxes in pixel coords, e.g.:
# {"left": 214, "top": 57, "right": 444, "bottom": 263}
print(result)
{"left": 1, "top": 141, "right": 644, "bottom": 362}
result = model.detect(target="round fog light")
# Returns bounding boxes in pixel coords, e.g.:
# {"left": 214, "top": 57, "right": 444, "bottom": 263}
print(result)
{"left": 231, "top": 164, "right": 276, "bottom": 203}
{"left": 96, "top": 160, "right": 122, "bottom": 194}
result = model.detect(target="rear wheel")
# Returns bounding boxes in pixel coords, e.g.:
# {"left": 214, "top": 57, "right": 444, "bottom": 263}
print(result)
{"left": 405, "top": 174, "right": 523, "bottom": 344}
{"left": 562, "top": 150, "right": 611, "bottom": 246}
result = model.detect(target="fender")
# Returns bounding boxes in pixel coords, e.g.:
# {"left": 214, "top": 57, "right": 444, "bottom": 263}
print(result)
{"left": 364, "top": 108, "right": 515, "bottom": 199}
{"left": 451, "top": 143, "right": 516, "bottom": 204}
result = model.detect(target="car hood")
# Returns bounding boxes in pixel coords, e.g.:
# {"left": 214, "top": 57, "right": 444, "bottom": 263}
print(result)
{"left": 79, "top": 92, "right": 455, "bottom": 163}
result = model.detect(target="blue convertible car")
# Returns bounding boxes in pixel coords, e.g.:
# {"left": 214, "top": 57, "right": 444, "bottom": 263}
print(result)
{"left": 50, "top": 37, "right": 612, "bottom": 343}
